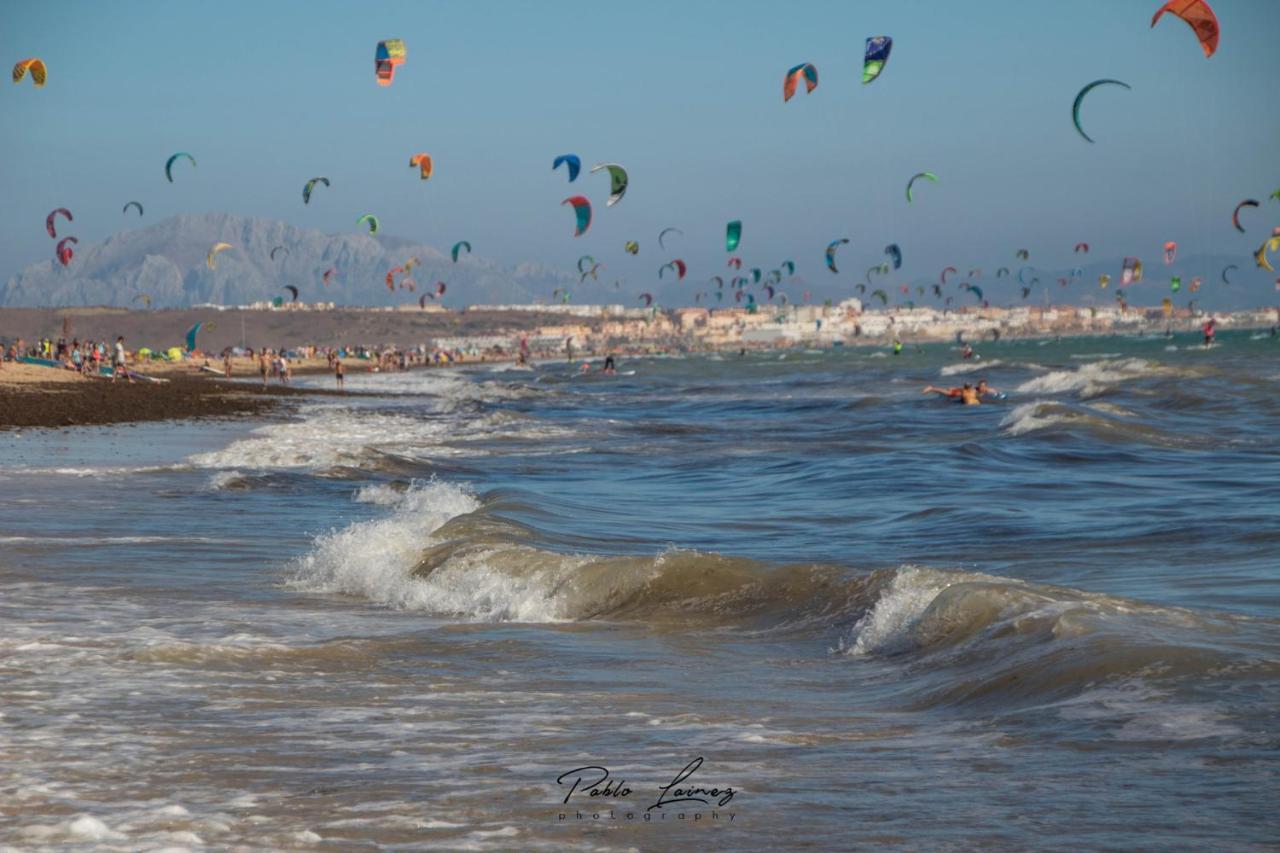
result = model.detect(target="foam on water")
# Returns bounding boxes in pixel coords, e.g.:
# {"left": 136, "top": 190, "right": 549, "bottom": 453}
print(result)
{"left": 1015, "top": 357, "right": 1164, "bottom": 398}
{"left": 842, "top": 566, "right": 979, "bottom": 656}
{"left": 940, "top": 359, "right": 1003, "bottom": 376}
{"left": 289, "top": 480, "right": 496, "bottom": 612}
{"left": 188, "top": 403, "right": 571, "bottom": 472}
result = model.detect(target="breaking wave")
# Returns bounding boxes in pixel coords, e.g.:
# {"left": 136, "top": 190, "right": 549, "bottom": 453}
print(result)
{"left": 285, "top": 482, "right": 1277, "bottom": 721}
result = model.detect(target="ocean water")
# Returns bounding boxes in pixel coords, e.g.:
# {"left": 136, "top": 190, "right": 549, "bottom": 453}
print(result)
{"left": 1, "top": 331, "right": 1278, "bottom": 850}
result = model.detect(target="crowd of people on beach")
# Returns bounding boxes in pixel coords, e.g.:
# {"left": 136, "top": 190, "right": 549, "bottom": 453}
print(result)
{"left": 1, "top": 335, "right": 133, "bottom": 381}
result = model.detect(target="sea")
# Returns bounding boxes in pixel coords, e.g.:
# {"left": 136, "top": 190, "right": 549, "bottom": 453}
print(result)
{"left": 1, "top": 330, "right": 1277, "bottom": 850}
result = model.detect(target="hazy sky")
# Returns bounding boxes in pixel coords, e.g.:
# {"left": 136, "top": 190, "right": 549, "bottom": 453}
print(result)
{"left": 3, "top": 0, "right": 1277, "bottom": 301}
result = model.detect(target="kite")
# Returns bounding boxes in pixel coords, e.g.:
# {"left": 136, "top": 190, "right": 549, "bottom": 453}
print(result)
{"left": 132, "top": 294, "right": 152, "bottom": 308}
{"left": 185, "top": 323, "right": 202, "bottom": 353}
{"left": 1072, "top": 79, "right": 1131, "bottom": 143}
{"left": 625, "top": 240, "right": 639, "bottom": 255}
{"left": 303, "top": 177, "right": 329, "bottom": 204}
{"left": 639, "top": 292, "right": 654, "bottom": 307}
{"left": 727, "top": 256, "right": 742, "bottom": 269}
{"left": 997, "top": 267, "right": 1010, "bottom": 278}
{"left": 357, "top": 214, "right": 379, "bottom": 234}
{"left": 409, "top": 153, "right": 433, "bottom": 180}
{"left": 553, "top": 154, "right": 581, "bottom": 182}
{"left": 451, "top": 240, "right": 472, "bottom": 262}
{"left": 751, "top": 268, "right": 762, "bottom": 283}
{"left": 1171, "top": 276, "right": 1182, "bottom": 292}
{"left": 1075, "top": 242, "right": 1089, "bottom": 253}
{"left": 968, "top": 268, "right": 982, "bottom": 280}
{"left": 658, "top": 227, "right": 683, "bottom": 249}
{"left": 783, "top": 63, "right": 818, "bottom": 102}
{"left": 940, "top": 266, "right": 957, "bottom": 284}
{"left": 1122, "top": 257, "right": 1143, "bottom": 285}
{"left": 589, "top": 163, "right": 628, "bottom": 206}
{"left": 12, "top": 58, "right": 46, "bottom": 87}
{"left": 375, "top": 39, "right": 407, "bottom": 86}
{"left": 165, "top": 152, "right": 196, "bottom": 183}
{"left": 580, "top": 263, "right": 602, "bottom": 283}
{"left": 885, "top": 244, "right": 902, "bottom": 269}
{"left": 969, "top": 286, "right": 984, "bottom": 302}
{"left": 1232, "top": 200, "right": 1259, "bottom": 233}
{"left": 323, "top": 268, "right": 337, "bottom": 286}
{"left": 1016, "top": 249, "right": 1030, "bottom": 260}
{"left": 385, "top": 266, "right": 404, "bottom": 289}
{"left": 862, "top": 37, "right": 892, "bottom": 84}
{"left": 55, "top": 237, "right": 77, "bottom": 267}
{"left": 1151, "top": 0, "right": 1219, "bottom": 58}
{"left": 1189, "top": 276, "right": 1201, "bottom": 292}
{"left": 710, "top": 275, "right": 724, "bottom": 288}
{"left": 1221, "top": 264, "right": 1237, "bottom": 283}
{"left": 419, "top": 295, "right": 429, "bottom": 309}
{"left": 283, "top": 285, "right": 299, "bottom": 302}
{"left": 660, "top": 258, "right": 691, "bottom": 279}
{"left": 1163, "top": 240, "right": 1177, "bottom": 264}
{"left": 562, "top": 196, "right": 592, "bottom": 236}
{"left": 781, "top": 260, "right": 795, "bottom": 276}
{"left": 1255, "top": 235, "right": 1280, "bottom": 272}
{"left": 122, "top": 201, "right": 144, "bottom": 217}
{"left": 206, "top": 242, "right": 232, "bottom": 270}
{"left": 871, "top": 288, "right": 888, "bottom": 305}
{"left": 826, "top": 238, "right": 849, "bottom": 273}
{"left": 726, "top": 220, "right": 742, "bottom": 252}
{"left": 906, "top": 172, "right": 937, "bottom": 203}
{"left": 659, "top": 259, "right": 687, "bottom": 280}
{"left": 270, "top": 246, "right": 288, "bottom": 261}
{"left": 1021, "top": 286, "right": 1032, "bottom": 299}
{"left": 45, "top": 208, "right": 72, "bottom": 239}
{"left": 1099, "top": 274, "right": 1111, "bottom": 288}
{"left": 436, "top": 281, "right": 447, "bottom": 297}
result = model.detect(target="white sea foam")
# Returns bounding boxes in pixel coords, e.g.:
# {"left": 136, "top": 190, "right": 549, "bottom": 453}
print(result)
{"left": 843, "top": 567, "right": 969, "bottom": 656}
{"left": 1000, "top": 401, "right": 1072, "bottom": 436}
{"left": 190, "top": 402, "right": 572, "bottom": 471}
{"left": 940, "top": 359, "right": 1003, "bottom": 376}
{"left": 353, "top": 483, "right": 408, "bottom": 505}
{"left": 1015, "top": 358, "right": 1161, "bottom": 398}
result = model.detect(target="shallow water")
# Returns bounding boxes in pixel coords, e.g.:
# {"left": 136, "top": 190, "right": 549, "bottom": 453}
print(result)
{"left": 1, "top": 331, "right": 1278, "bottom": 849}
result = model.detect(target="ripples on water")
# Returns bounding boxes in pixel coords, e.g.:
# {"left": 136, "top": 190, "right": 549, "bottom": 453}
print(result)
{"left": 1, "top": 331, "right": 1277, "bottom": 849}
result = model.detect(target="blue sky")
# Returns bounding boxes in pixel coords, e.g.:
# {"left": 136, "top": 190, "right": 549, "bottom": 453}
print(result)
{"left": 3, "top": 0, "right": 1277, "bottom": 302}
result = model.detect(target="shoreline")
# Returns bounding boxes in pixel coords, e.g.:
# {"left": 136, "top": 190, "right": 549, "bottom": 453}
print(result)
{"left": 3, "top": 324, "right": 1268, "bottom": 431}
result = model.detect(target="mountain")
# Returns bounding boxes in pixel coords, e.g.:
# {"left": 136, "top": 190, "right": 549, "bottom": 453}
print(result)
{"left": 0, "top": 213, "right": 596, "bottom": 310}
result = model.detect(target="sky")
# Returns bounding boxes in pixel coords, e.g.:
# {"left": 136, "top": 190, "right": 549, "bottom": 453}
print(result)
{"left": 2, "top": 0, "right": 1278, "bottom": 305}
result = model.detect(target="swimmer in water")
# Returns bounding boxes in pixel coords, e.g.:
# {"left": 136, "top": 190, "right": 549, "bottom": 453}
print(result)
{"left": 975, "top": 379, "right": 1004, "bottom": 400}
{"left": 922, "top": 382, "right": 982, "bottom": 405}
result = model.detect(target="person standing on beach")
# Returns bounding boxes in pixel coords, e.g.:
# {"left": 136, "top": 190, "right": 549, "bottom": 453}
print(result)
{"left": 223, "top": 351, "right": 233, "bottom": 378}
{"left": 335, "top": 357, "right": 345, "bottom": 390}
{"left": 111, "top": 336, "right": 132, "bottom": 383}
{"left": 258, "top": 352, "right": 269, "bottom": 389}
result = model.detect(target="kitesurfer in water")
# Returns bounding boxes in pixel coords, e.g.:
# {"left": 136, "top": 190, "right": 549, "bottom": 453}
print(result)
{"left": 1203, "top": 317, "right": 1217, "bottom": 346}
{"left": 961, "top": 343, "right": 974, "bottom": 360}
{"left": 603, "top": 355, "right": 616, "bottom": 375}
{"left": 893, "top": 339, "right": 903, "bottom": 356}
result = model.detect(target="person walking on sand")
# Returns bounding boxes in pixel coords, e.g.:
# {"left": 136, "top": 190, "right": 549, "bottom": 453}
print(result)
{"left": 111, "top": 336, "right": 133, "bottom": 383}
{"left": 334, "top": 356, "right": 345, "bottom": 390}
